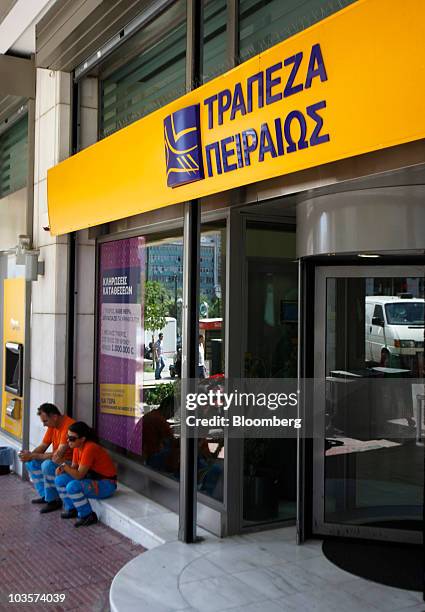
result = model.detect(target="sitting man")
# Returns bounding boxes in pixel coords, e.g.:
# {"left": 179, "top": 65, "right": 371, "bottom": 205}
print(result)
{"left": 18, "top": 403, "right": 75, "bottom": 513}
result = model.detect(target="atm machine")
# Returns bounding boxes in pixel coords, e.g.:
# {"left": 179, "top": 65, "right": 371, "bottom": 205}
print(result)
{"left": 1, "top": 278, "right": 25, "bottom": 439}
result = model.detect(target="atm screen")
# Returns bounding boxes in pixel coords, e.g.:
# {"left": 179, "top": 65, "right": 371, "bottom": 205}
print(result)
{"left": 5, "top": 342, "right": 23, "bottom": 396}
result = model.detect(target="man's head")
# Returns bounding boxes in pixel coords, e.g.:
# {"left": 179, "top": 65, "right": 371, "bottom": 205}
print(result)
{"left": 199, "top": 334, "right": 204, "bottom": 344}
{"left": 159, "top": 333, "right": 163, "bottom": 340}
{"left": 37, "top": 403, "right": 62, "bottom": 428}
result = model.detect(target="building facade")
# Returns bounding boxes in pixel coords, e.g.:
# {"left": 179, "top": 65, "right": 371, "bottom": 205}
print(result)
{"left": 0, "top": 0, "right": 424, "bottom": 548}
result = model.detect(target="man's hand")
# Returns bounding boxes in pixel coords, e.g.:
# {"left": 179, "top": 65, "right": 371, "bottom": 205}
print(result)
{"left": 18, "top": 451, "right": 33, "bottom": 462}
{"left": 52, "top": 452, "right": 63, "bottom": 464}
{"left": 55, "top": 464, "right": 65, "bottom": 476}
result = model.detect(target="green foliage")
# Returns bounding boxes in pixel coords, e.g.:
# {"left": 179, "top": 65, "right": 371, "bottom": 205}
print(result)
{"left": 144, "top": 280, "right": 170, "bottom": 333}
{"left": 208, "top": 295, "right": 222, "bottom": 318}
{"left": 199, "top": 294, "right": 222, "bottom": 318}
{"left": 145, "top": 382, "right": 175, "bottom": 406}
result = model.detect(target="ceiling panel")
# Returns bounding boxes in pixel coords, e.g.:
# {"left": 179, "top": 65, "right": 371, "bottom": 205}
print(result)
{"left": 0, "top": 0, "right": 17, "bottom": 24}
{"left": 36, "top": 0, "right": 156, "bottom": 71}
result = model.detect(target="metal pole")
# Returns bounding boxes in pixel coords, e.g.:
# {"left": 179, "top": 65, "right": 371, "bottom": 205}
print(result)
{"left": 174, "top": 274, "right": 177, "bottom": 320}
{"left": 178, "top": 0, "right": 203, "bottom": 544}
{"left": 22, "top": 80, "right": 36, "bottom": 464}
{"left": 179, "top": 201, "right": 200, "bottom": 543}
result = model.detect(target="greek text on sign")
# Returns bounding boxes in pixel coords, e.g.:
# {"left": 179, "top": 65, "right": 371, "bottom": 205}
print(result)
{"left": 100, "top": 303, "right": 141, "bottom": 359}
{"left": 164, "top": 44, "right": 329, "bottom": 187}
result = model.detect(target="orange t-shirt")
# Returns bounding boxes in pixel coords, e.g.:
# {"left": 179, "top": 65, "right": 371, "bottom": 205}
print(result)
{"left": 42, "top": 415, "right": 75, "bottom": 461}
{"left": 73, "top": 441, "right": 116, "bottom": 478}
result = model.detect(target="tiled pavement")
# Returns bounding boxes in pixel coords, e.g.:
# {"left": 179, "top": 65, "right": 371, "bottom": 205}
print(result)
{"left": 111, "top": 528, "right": 425, "bottom": 612}
{"left": 0, "top": 475, "right": 144, "bottom": 611}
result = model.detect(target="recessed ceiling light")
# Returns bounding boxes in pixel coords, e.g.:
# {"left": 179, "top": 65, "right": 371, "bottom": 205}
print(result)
{"left": 358, "top": 253, "right": 380, "bottom": 258}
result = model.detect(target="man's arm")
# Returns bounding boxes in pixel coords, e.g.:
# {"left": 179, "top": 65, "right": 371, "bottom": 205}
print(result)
{"left": 57, "top": 463, "right": 89, "bottom": 480}
{"left": 19, "top": 443, "right": 51, "bottom": 462}
{"left": 52, "top": 443, "right": 70, "bottom": 465}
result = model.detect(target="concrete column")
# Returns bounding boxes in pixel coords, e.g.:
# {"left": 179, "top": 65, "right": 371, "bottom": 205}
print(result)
{"left": 30, "top": 68, "right": 71, "bottom": 447}
{"left": 74, "top": 76, "right": 98, "bottom": 425}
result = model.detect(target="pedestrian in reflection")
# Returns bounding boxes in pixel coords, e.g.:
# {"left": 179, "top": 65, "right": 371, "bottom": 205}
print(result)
{"left": 198, "top": 334, "right": 206, "bottom": 379}
{"left": 155, "top": 332, "right": 165, "bottom": 380}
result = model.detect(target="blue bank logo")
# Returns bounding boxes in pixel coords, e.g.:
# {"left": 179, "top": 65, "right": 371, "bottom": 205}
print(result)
{"left": 164, "top": 104, "right": 204, "bottom": 188}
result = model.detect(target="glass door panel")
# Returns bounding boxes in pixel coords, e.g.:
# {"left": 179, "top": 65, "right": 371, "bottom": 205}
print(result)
{"left": 242, "top": 223, "right": 298, "bottom": 526}
{"left": 314, "top": 267, "right": 425, "bottom": 542}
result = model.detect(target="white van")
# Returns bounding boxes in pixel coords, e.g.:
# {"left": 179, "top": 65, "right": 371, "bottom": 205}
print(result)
{"left": 365, "top": 295, "right": 424, "bottom": 368}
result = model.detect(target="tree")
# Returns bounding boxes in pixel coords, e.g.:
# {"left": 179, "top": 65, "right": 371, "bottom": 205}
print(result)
{"left": 199, "top": 294, "right": 222, "bottom": 318}
{"left": 144, "top": 280, "right": 170, "bottom": 337}
{"left": 144, "top": 281, "right": 171, "bottom": 370}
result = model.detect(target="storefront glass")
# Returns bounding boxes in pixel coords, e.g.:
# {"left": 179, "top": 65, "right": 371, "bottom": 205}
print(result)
{"left": 97, "top": 237, "right": 145, "bottom": 456}
{"left": 242, "top": 223, "right": 298, "bottom": 525}
{"left": 238, "top": 0, "right": 357, "bottom": 63}
{"left": 203, "top": 0, "right": 227, "bottom": 83}
{"left": 97, "top": 232, "right": 184, "bottom": 475}
{"left": 323, "top": 274, "right": 425, "bottom": 533}
{"left": 0, "top": 114, "right": 28, "bottom": 198}
{"left": 96, "top": 222, "right": 226, "bottom": 502}
{"left": 313, "top": 266, "right": 425, "bottom": 543}
{"left": 100, "top": 0, "right": 186, "bottom": 138}
{"left": 197, "top": 220, "right": 226, "bottom": 502}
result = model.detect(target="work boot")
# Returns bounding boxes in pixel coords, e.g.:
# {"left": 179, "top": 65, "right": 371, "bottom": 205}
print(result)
{"left": 39, "top": 499, "right": 63, "bottom": 514}
{"left": 31, "top": 497, "right": 47, "bottom": 504}
{"left": 74, "top": 512, "right": 98, "bottom": 528}
{"left": 61, "top": 509, "right": 78, "bottom": 519}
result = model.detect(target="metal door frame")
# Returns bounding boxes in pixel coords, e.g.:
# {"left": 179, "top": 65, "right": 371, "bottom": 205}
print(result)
{"left": 313, "top": 265, "right": 425, "bottom": 544}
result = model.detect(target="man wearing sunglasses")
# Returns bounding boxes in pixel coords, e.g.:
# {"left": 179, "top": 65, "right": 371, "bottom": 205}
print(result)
{"left": 18, "top": 403, "right": 75, "bottom": 513}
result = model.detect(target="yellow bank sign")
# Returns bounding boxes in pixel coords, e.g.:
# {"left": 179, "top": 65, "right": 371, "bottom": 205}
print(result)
{"left": 48, "top": 0, "right": 425, "bottom": 235}
{"left": 164, "top": 44, "right": 328, "bottom": 189}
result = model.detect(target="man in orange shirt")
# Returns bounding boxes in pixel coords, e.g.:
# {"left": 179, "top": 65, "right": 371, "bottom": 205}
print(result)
{"left": 18, "top": 403, "right": 74, "bottom": 513}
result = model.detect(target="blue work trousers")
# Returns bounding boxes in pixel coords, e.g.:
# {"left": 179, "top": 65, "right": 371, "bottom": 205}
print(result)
{"left": 26, "top": 459, "right": 60, "bottom": 502}
{"left": 55, "top": 474, "right": 116, "bottom": 518}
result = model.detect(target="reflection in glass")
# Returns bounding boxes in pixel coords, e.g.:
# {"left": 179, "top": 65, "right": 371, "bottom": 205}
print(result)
{"left": 197, "top": 222, "right": 226, "bottom": 502}
{"left": 243, "top": 224, "right": 298, "bottom": 525}
{"left": 96, "top": 224, "right": 226, "bottom": 503}
{"left": 100, "top": 0, "right": 186, "bottom": 138}
{"left": 238, "top": 0, "right": 356, "bottom": 63}
{"left": 0, "top": 114, "right": 28, "bottom": 198}
{"left": 203, "top": 0, "right": 227, "bottom": 83}
{"left": 324, "top": 276, "right": 425, "bottom": 531}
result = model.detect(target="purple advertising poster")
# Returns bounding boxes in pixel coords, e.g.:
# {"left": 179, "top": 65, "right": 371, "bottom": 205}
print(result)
{"left": 97, "top": 237, "right": 145, "bottom": 455}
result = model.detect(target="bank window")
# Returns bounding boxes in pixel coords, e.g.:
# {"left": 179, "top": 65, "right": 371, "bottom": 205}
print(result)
{"left": 238, "top": 0, "right": 357, "bottom": 63}
{"left": 0, "top": 115, "right": 28, "bottom": 199}
{"left": 96, "top": 232, "right": 182, "bottom": 485}
{"left": 198, "top": 220, "right": 227, "bottom": 502}
{"left": 100, "top": 0, "right": 186, "bottom": 139}
{"left": 96, "top": 224, "right": 226, "bottom": 503}
{"left": 203, "top": 0, "right": 227, "bottom": 83}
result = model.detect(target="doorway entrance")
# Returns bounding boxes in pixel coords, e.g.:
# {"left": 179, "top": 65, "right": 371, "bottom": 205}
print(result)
{"left": 241, "top": 221, "right": 298, "bottom": 527}
{"left": 313, "top": 266, "right": 425, "bottom": 544}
